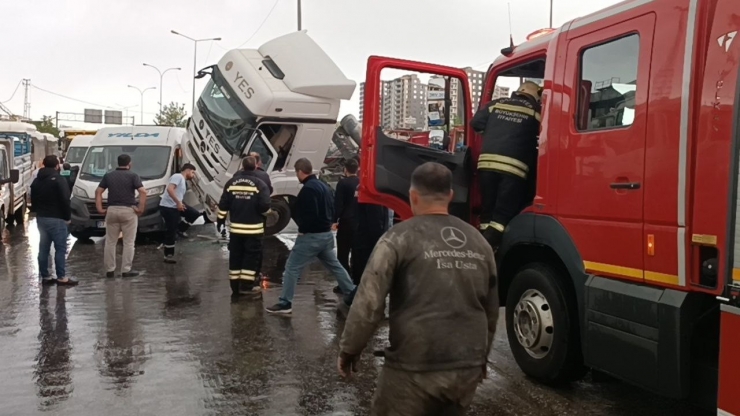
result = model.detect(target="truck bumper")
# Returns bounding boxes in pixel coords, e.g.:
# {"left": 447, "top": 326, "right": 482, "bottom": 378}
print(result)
{"left": 70, "top": 195, "right": 164, "bottom": 237}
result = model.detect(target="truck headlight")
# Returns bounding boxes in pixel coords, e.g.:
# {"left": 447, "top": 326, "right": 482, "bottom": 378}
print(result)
{"left": 73, "top": 186, "right": 89, "bottom": 199}
{"left": 146, "top": 185, "right": 166, "bottom": 196}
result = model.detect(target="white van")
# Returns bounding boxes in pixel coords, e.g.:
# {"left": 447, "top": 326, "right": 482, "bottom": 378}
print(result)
{"left": 64, "top": 134, "right": 94, "bottom": 169}
{"left": 69, "top": 126, "right": 189, "bottom": 240}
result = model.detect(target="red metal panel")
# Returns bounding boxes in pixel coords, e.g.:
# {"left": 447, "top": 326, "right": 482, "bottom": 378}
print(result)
{"left": 718, "top": 304, "right": 740, "bottom": 415}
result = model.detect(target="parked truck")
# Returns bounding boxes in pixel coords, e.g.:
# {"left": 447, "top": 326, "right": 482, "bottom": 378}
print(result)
{"left": 0, "top": 137, "right": 21, "bottom": 235}
{"left": 359, "top": 0, "right": 740, "bottom": 413}
{"left": 0, "top": 121, "right": 33, "bottom": 227}
{"left": 182, "top": 30, "right": 356, "bottom": 236}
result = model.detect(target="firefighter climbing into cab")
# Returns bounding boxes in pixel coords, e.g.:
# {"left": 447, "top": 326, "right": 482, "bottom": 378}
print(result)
{"left": 471, "top": 81, "right": 542, "bottom": 248}
{"left": 216, "top": 156, "right": 272, "bottom": 297}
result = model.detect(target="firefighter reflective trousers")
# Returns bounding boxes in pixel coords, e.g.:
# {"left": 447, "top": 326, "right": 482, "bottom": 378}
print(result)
{"left": 228, "top": 234, "right": 263, "bottom": 294}
{"left": 478, "top": 169, "right": 527, "bottom": 248}
{"left": 370, "top": 366, "right": 484, "bottom": 416}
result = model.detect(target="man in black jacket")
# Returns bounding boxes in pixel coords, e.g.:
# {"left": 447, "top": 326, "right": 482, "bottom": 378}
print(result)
{"left": 31, "top": 155, "right": 77, "bottom": 286}
{"left": 332, "top": 158, "right": 360, "bottom": 278}
{"left": 249, "top": 152, "right": 273, "bottom": 194}
{"left": 471, "top": 81, "right": 542, "bottom": 248}
{"left": 265, "top": 158, "right": 356, "bottom": 315}
{"left": 217, "top": 156, "right": 271, "bottom": 297}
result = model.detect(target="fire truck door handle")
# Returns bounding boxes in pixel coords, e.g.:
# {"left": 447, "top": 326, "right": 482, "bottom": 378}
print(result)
{"left": 609, "top": 182, "right": 641, "bottom": 190}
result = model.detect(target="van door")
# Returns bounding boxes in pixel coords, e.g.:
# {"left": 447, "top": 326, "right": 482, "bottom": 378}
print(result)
{"left": 359, "top": 57, "right": 473, "bottom": 221}
{"left": 557, "top": 17, "right": 655, "bottom": 281}
{"left": 242, "top": 130, "right": 279, "bottom": 172}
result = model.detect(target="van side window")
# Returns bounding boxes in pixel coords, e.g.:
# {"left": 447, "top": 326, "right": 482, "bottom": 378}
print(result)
{"left": 577, "top": 34, "right": 640, "bottom": 131}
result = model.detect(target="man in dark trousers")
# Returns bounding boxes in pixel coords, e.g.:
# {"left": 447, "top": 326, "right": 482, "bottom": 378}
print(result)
{"left": 31, "top": 155, "right": 78, "bottom": 286}
{"left": 265, "top": 158, "right": 356, "bottom": 315}
{"left": 217, "top": 156, "right": 271, "bottom": 297}
{"left": 249, "top": 151, "right": 272, "bottom": 283}
{"left": 332, "top": 158, "right": 360, "bottom": 281}
{"left": 471, "top": 81, "right": 542, "bottom": 249}
{"left": 338, "top": 162, "right": 498, "bottom": 415}
{"left": 159, "top": 163, "right": 198, "bottom": 263}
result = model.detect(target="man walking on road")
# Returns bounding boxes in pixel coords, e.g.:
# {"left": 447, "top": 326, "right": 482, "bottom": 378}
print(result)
{"left": 96, "top": 154, "right": 147, "bottom": 278}
{"left": 159, "top": 163, "right": 199, "bottom": 263}
{"left": 31, "top": 155, "right": 78, "bottom": 286}
{"left": 332, "top": 158, "right": 360, "bottom": 278}
{"left": 265, "top": 158, "right": 356, "bottom": 315}
{"left": 216, "top": 156, "right": 271, "bottom": 297}
{"left": 338, "top": 162, "right": 499, "bottom": 416}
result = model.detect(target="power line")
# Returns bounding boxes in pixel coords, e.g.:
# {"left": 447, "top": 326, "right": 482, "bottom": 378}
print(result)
{"left": 2, "top": 80, "right": 22, "bottom": 103}
{"left": 236, "top": 0, "right": 280, "bottom": 48}
{"left": 31, "top": 84, "right": 117, "bottom": 109}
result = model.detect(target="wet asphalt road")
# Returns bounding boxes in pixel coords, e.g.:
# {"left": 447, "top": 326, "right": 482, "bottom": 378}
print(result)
{"left": 0, "top": 217, "right": 708, "bottom": 416}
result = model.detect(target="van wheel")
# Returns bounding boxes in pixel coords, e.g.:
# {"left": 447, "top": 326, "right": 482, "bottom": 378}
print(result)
{"left": 505, "top": 263, "right": 587, "bottom": 385}
{"left": 265, "top": 198, "right": 291, "bottom": 236}
{"left": 13, "top": 199, "right": 26, "bottom": 224}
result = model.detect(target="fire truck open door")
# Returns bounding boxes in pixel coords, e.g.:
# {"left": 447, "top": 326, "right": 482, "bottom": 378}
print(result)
{"left": 359, "top": 56, "right": 473, "bottom": 221}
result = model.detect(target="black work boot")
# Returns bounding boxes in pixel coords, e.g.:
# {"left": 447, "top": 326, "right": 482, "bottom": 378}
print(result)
{"left": 230, "top": 280, "right": 240, "bottom": 297}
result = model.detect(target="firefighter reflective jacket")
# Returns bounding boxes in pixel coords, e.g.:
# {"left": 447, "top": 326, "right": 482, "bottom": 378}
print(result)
{"left": 217, "top": 170, "right": 271, "bottom": 235}
{"left": 471, "top": 92, "right": 541, "bottom": 179}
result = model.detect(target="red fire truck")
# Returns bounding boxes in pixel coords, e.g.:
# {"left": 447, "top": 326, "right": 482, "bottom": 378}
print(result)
{"left": 359, "top": 0, "right": 740, "bottom": 413}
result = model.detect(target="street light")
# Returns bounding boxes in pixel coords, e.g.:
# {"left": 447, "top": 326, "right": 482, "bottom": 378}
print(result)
{"left": 143, "top": 63, "right": 181, "bottom": 114}
{"left": 170, "top": 30, "right": 222, "bottom": 111}
{"left": 115, "top": 103, "right": 138, "bottom": 125}
{"left": 127, "top": 85, "right": 156, "bottom": 125}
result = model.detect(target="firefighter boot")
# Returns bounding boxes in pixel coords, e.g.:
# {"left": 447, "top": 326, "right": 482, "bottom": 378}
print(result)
{"left": 230, "top": 280, "right": 240, "bottom": 297}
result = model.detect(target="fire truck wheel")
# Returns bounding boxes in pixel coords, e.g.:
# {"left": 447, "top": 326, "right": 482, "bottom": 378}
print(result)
{"left": 505, "top": 262, "right": 587, "bottom": 385}
{"left": 265, "top": 198, "right": 291, "bottom": 237}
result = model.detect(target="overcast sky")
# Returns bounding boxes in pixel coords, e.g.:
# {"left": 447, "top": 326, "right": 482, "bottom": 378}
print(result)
{"left": 0, "top": 0, "right": 624, "bottom": 129}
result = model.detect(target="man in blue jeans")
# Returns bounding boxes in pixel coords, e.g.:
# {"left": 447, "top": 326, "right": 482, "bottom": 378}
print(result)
{"left": 30, "top": 155, "right": 78, "bottom": 286}
{"left": 266, "top": 158, "right": 355, "bottom": 315}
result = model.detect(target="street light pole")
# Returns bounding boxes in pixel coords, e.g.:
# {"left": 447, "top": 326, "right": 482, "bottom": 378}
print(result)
{"left": 127, "top": 85, "right": 156, "bottom": 125}
{"left": 143, "top": 64, "right": 181, "bottom": 114}
{"left": 298, "top": 0, "right": 302, "bottom": 30}
{"left": 170, "top": 30, "right": 222, "bottom": 112}
{"left": 549, "top": 0, "right": 554, "bottom": 28}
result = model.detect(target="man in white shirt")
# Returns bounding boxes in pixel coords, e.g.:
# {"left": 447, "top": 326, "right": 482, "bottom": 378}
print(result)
{"left": 159, "top": 164, "right": 198, "bottom": 263}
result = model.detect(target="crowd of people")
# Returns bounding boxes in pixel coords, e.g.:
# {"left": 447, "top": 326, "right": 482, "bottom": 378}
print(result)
{"left": 25, "top": 80, "right": 541, "bottom": 415}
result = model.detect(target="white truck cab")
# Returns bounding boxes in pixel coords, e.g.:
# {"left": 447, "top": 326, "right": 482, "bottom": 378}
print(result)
{"left": 0, "top": 137, "right": 22, "bottom": 235}
{"left": 0, "top": 121, "right": 34, "bottom": 227}
{"left": 183, "top": 30, "right": 356, "bottom": 235}
{"left": 69, "top": 126, "right": 187, "bottom": 240}
{"left": 65, "top": 134, "right": 94, "bottom": 169}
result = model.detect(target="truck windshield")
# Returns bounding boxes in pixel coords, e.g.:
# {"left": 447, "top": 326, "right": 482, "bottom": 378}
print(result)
{"left": 198, "top": 67, "right": 258, "bottom": 154}
{"left": 79, "top": 145, "right": 171, "bottom": 182}
{"left": 65, "top": 147, "right": 88, "bottom": 163}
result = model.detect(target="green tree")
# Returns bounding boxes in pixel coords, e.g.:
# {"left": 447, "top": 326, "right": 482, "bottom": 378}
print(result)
{"left": 153, "top": 102, "right": 188, "bottom": 127}
{"left": 31, "top": 115, "right": 60, "bottom": 137}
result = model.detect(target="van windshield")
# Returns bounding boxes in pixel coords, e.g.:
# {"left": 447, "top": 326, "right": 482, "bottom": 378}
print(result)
{"left": 79, "top": 145, "right": 171, "bottom": 182}
{"left": 197, "top": 67, "right": 258, "bottom": 154}
{"left": 65, "top": 147, "right": 88, "bottom": 163}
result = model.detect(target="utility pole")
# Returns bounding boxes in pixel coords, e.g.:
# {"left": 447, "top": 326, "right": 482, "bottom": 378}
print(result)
{"left": 297, "top": 0, "right": 302, "bottom": 30}
{"left": 143, "top": 63, "right": 181, "bottom": 114}
{"left": 22, "top": 79, "right": 31, "bottom": 119}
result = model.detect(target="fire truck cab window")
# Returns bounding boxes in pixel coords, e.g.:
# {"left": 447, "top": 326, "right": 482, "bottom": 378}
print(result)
{"left": 578, "top": 34, "right": 639, "bottom": 131}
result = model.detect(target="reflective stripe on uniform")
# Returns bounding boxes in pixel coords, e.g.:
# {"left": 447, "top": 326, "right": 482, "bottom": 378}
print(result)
{"left": 490, "top": 103, "right": 542, "bottom": 121}
{"left": 230, "top": 227, "right": 264, "bottom": 235}
{"left": 164, "top": 244, "right": 175, "bottom": 248}
{"left": 477, "top": 161, "right": 527, "bottom": 179}
{"left": 228, "top": 185, "right": 259, "bottom": 193}
{"left": 218, "top": 210, "right": 228, "bottom": 219}
{"left": 240, "top": 270, "right": 256, "bottom": 281}
{"left": 478, "top": 154, "right": 529, "bottom": 172}
{"left": 229, "top": 270, "right": 240, "bottom": 280}
{"left": 480, "top": 221, "right": 506, "bottom": 232}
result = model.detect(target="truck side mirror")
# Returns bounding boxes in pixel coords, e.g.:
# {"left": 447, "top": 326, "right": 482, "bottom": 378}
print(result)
{"left": 9, "top": 169, "right": 19, "bottom": 184}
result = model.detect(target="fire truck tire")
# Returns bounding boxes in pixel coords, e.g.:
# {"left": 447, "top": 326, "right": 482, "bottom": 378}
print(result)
{"left": 505, "top": 262, "right": 587, "bottom": 385}
{"left": 265, "top": 198, "right": 291, "bottom": 236}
